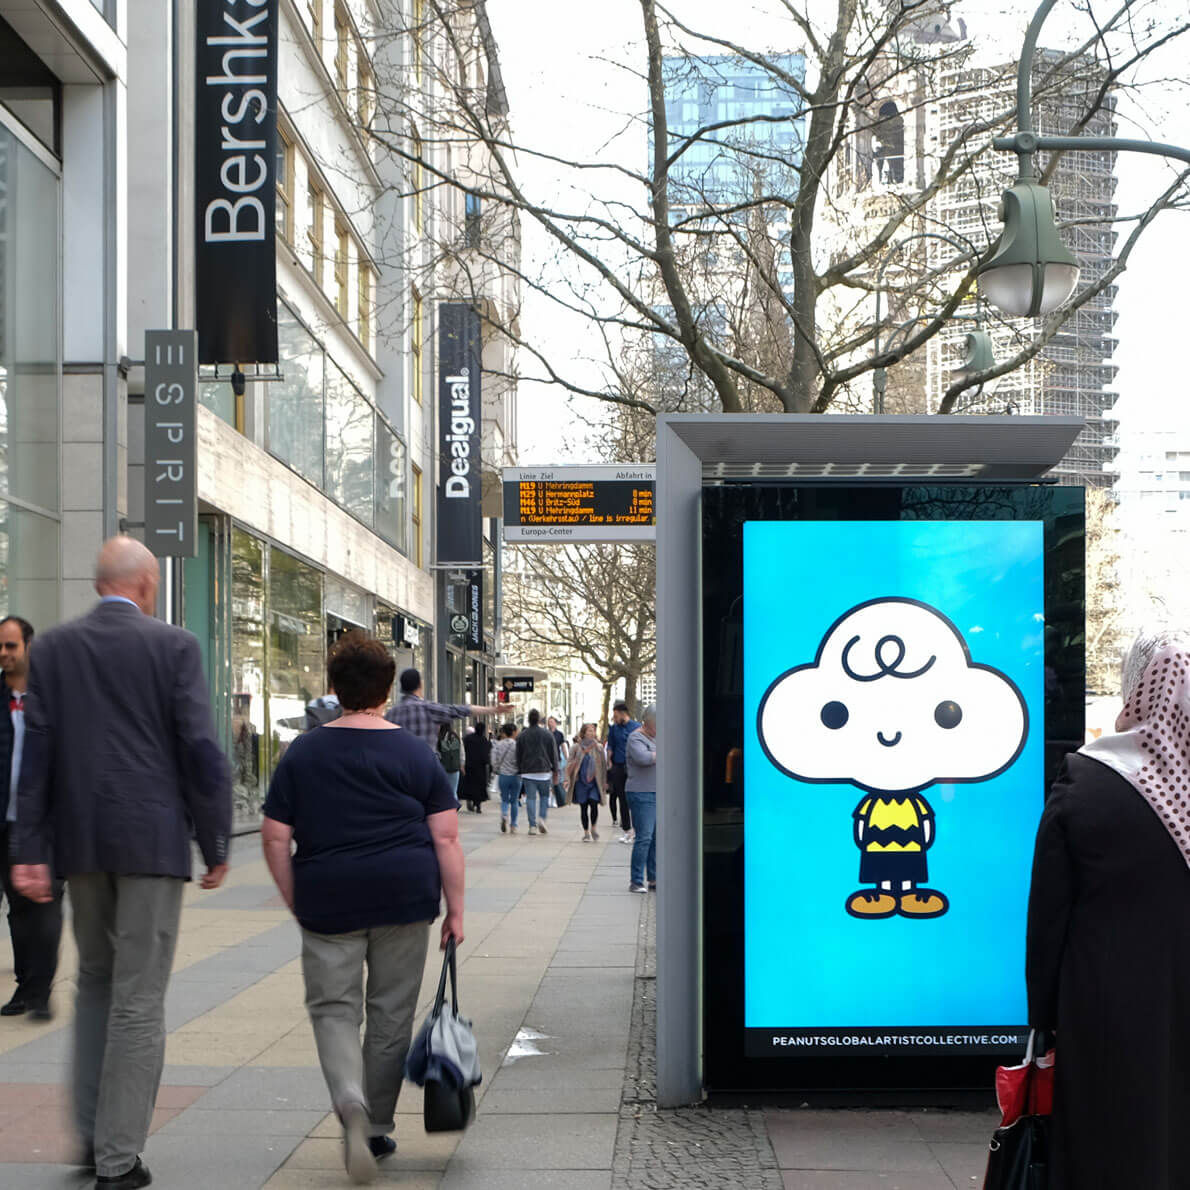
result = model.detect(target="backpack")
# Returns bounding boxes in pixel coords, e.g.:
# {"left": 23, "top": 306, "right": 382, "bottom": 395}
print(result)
{"left": 438, "top": 731, "right": 462, "bottom": 773}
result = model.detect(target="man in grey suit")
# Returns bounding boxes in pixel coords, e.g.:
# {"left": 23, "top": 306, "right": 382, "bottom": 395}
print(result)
{"left": 12, "top": 537, "right": 232, "bottom": 1190}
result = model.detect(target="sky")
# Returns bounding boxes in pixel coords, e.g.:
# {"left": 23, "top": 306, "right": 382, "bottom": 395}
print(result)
{"left": 482, "top": 0, "right": 1190, "bottom": 467}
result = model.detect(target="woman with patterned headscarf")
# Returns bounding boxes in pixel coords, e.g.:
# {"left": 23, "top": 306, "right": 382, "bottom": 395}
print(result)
{"left": 1026, "top": 632, "right": 1190, "bottom": 1189}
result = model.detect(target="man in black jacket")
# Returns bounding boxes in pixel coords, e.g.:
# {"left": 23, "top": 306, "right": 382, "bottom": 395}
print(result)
{"left": 515, "top": 708, "right": 559, "bottom": 836}
{"left": 12, "top": 537, "right": 232, "bottom": 1190}
{"left": 0, "top": 614, "right": 62, "bottom": 1020}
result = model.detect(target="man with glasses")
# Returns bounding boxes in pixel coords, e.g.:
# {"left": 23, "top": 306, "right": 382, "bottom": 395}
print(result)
{"left": 0, "top": 615, "right": 62, "bottom": 1020}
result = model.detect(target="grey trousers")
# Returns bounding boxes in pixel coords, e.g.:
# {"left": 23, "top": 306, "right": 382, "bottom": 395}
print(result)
{"left": 300, "top": 920, "right": 431, "bottom": 1136}
{"left": 69, "top": 872, "right": 184, "bottom": 1178}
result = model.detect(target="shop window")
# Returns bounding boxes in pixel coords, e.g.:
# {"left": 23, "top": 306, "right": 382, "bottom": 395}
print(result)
{"left": 465, "top": 192, "right": 481, "bottom": 250}
{"left": 411, "top": 463, "right": 423, "bottom": 567}
{"left": 335, "top": 221, "right": 350, "bottom": 318}
{"left": 412, "top": 0, "right": 424, "bottom": 84}
{"left": 359, "top": 263, "right": 374, "bottom": 352}
{"left": 276, "top": 130, "right": 294, "bottom": 242}
{"left": 307, "top": 180, "right": 325, "bottom": 285}
{"left": 269, "top": 303, "right": 325, "bottom": 487}
{"left": 230, "top": 529, "right": 266, "bottom": 821}
{"left": 325, "top": 358, "right": 374, "bottom": 524}
{"left": 0, "top": 122, "right": 60, "bottom": 517}
{"left": 267, "top": 545, "right": 324, "bottom": 775}
{"left": 358, "top": 52, "right": 374, "bottom": 127}
{"left": 873, "top": 100, "right": 904, "bottom": 185}
{"left": 198, "top": 381, "right": 235, "bottom": 427}
{"left": 334, "top": 5, "right": 350, "bottom": 96}
{"left": 411, "top": 131, "right": 424, "bottom": 233}
{"left": 375, "top": 416, "right": 408, "bottom": 552}
{"left": 410, "top": 287, "right": 423, "bottom": 403}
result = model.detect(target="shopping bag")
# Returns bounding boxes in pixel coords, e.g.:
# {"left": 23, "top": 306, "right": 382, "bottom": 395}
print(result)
{"left": 404, "top": 938, "right": 481, "bottom": 1132}
{"left": 984, "top": 1030, "right": 1054, "bottom": 1190}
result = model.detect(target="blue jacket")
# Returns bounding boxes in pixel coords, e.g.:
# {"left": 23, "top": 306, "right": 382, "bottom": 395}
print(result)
{"left": 606, "top": 719, "right": 640, "bottom": 766}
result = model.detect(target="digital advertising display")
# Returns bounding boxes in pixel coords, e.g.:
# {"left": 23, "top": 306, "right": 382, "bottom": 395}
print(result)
{"left": 744, "top": 520, "right": 1043, "bottom": 1056}
{"left": 699, "top": 483, "right": 1085, "bottom": 1093}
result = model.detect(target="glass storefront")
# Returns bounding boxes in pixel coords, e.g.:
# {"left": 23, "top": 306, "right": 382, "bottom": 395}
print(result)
{"left": 269, "top": 305, "right": 325, "bottom": 487}
{"left": 192, "top": 523, "right": 430, "bottom": 828}
{"left": 267, "top": 545, "right": 323, "bottom": 772}
{"left": 0, "top": 114, "right": 61, "bottom": 623}
{"left": 325, "top": 357, "right": 373, "bottom": 524}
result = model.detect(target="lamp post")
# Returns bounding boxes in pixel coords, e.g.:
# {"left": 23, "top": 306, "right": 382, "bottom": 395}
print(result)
{"left": 872, "top": 231, "right": 977, "bottom": 412}
{"left": 980, "top": 0, "right": 1190, "bottom": 317}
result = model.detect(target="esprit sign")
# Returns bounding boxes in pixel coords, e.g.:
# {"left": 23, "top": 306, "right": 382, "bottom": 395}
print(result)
{"left": 437, "top": 304, "right": 482, "bottom": 564}
{"left": 144, "top": 330, "right": 199, "bottom": 558}
{"left": 196, "top": 0, "right": 279, "bottom": 366}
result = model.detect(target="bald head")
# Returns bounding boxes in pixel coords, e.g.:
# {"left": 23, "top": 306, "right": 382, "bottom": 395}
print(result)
{"left": 95, "top": 536, "right": 160, "bottom": 614}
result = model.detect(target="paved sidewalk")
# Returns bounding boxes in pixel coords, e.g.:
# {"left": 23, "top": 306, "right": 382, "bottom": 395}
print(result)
{"left": 0, "top": 805, "right": 996, "bottom": 1189}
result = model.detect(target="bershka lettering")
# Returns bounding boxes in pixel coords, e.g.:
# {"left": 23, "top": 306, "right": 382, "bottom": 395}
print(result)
{"left": 204, "top": 0, "right": 271, "bottom": 244}
{"left": 445, "top": 373, "right": 475, "bottom": 498}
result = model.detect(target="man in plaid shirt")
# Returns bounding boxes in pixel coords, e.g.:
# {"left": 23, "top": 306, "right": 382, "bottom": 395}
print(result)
{"left": 384, "top": 668, "right": 499, "bottom": 752}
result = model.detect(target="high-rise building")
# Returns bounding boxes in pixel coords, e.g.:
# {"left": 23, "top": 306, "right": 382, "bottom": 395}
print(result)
{"left": 925, "top": 51, "right": 1119, "bottom": 486}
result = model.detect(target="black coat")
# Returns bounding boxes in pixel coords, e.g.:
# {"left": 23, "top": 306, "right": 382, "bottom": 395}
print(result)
{"left": 0, "top": 674, "right": 14, "bottom": 827}
{"left": 460, "top": 732, "right": 491, "bottom": 803}
{"left": 12, "top": 600, "right": 232, "bottom": 880}
{"left": 1026, "top": 752, "right": 1190, "bottom": 1190}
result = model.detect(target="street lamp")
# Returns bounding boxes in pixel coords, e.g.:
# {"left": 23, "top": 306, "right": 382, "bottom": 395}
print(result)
{"left": 981, "top": 0, "right": 1190, "bottom": 318}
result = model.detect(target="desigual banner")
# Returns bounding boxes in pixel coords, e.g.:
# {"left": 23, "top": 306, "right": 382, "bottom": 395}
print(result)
{"left": 437, "top": 304, "right": 482, "bottom": 564}
{"left": 743, "top": 519, "right": 1044, "bottom": 1055}
{"left": 196, "top": 0, "right": 279, "bottom": 366}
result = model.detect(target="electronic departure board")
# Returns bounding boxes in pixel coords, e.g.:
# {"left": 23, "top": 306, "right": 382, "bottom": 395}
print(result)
{"left": 502, "top": 466, "right": 657, "bottom": 542}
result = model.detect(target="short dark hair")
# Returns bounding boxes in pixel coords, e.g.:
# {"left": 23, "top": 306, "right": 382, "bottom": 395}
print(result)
{"left": 613, "top": 700, "right": 629, "bottom": 713}
{"left": 527, "top": 708, "right": 541, "bottom": 726}
{"left": 327, "top": 632, "right": 396, "bottom": 711}
{"left": 499, "top": 722, "right": 516, "bottom": 738}
{"left": 399, "top": 667, "right": 421, "bottom": 695}
{"left": 0, "top": 616, "right": 34, "bottom": 647}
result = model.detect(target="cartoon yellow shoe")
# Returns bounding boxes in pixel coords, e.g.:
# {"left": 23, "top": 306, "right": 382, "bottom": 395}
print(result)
{"left": 846, "top": 890, "right": 898, "bottom": 919}
{"left": 898, "top": 888, "right": 949, "bottom": 918}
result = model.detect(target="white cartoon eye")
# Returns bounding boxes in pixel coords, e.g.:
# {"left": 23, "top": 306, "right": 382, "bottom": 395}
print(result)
{"left": 820, "top": 700, "right": 849, "bottom": 729}
{"left": 934, "top": 700, "right": 963, "bottom": 729}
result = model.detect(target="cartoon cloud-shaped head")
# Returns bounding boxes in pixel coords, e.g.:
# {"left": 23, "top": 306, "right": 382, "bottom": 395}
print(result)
{"left": 758, "top": 598, "right": 1028, "bottom": 794}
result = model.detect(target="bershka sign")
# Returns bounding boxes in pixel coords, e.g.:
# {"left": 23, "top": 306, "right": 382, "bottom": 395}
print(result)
{"left": 195, "top": 0, "right": 279, "bottom": 366}
{"left": 437, "top": 304, "right": 482, "bottom": 564}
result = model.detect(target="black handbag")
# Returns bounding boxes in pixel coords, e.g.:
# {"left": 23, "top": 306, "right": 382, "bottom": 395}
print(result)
{"left": 984, "top": 1114, "right": 1050, "bottom": 1190}
{"left": 421, "top": 940, "right": 477, "bottom": 1134}
{"left": 983, "top": 1030, "right": 1053, "bottom": 1190}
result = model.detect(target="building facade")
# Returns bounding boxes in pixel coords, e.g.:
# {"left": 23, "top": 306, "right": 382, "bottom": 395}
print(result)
{"left": 0, "top": 0, "right": 519, "bottom": 826}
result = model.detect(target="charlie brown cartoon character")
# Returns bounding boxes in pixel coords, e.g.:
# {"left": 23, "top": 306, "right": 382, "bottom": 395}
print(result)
{"left": 758, "top": 597, "right": 1028, "bottom": 920}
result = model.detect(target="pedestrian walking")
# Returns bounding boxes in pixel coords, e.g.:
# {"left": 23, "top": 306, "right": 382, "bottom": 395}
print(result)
{"left": 625, "top": 706, "right": 657, "bottom": 893}
{"left": 461, "top": 723, "right": 491, "bottom": 813}
{"left": 515, "top": 708, "right": 559, "bottom": 836}
{"left": 548, "top": 715, "right": 568, "bottom": 807}
{"left": 491, "top": 723, "right": 521, "bottom": 833}
{"left": 606, "top": 700, "right": 640, "bottom": 842}
{"left": 0, "top": 615, "right": 63, "bottom": 1021}
{"left": 1025, "top": 632, "right": 1190, "bottom": 1190}
{"left": 384, "top": 667, "right": 499, "bottom": 753}
{"left": 565, "top": 723, "right": 607, "bottom": 841}
{"left": 261, "top": 633, "right": 464, "bottom": 1184}
{"left": 11, "top": 537, "right": 231, "bottom": 1190}
{"left": 437, "top": 723, "right": 464, "bottom": 801}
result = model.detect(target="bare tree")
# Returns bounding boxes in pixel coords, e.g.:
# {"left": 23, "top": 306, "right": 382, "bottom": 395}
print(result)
{"left": 355, "top": 0, "right": 1187, "bottom": 418}
{"left": 503, "top": 543, "right": 657, "bottom": 730}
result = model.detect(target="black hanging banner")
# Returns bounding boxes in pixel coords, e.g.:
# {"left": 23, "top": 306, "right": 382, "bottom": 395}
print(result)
{"left": 437, "top": 303, "right": 482, "bottom": 564}
{"left": 466, "top": 568, "right": 483, "bottom": 651}
{"left": 195, "top": 0, "right": 279, "bottom": 366}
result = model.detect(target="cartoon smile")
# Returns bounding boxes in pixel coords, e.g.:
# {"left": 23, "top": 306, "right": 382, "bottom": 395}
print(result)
{"left": 877, "top": 730, "right": 902, "bottom": 747}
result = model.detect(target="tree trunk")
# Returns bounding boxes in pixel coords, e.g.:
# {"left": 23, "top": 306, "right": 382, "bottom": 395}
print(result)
{"left": 624, "top": 673, "right": 639, "bottom": 719}
{"left": 599, "top": 683, "right": 612, "bottom": 741}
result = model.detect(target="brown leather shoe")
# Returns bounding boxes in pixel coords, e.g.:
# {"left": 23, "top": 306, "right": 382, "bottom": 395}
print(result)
{"left": 898, "top": 889, "right": 949, "bottom": 918}
{"left": 845, "top": 890, "right": 898, "bottom": 919}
